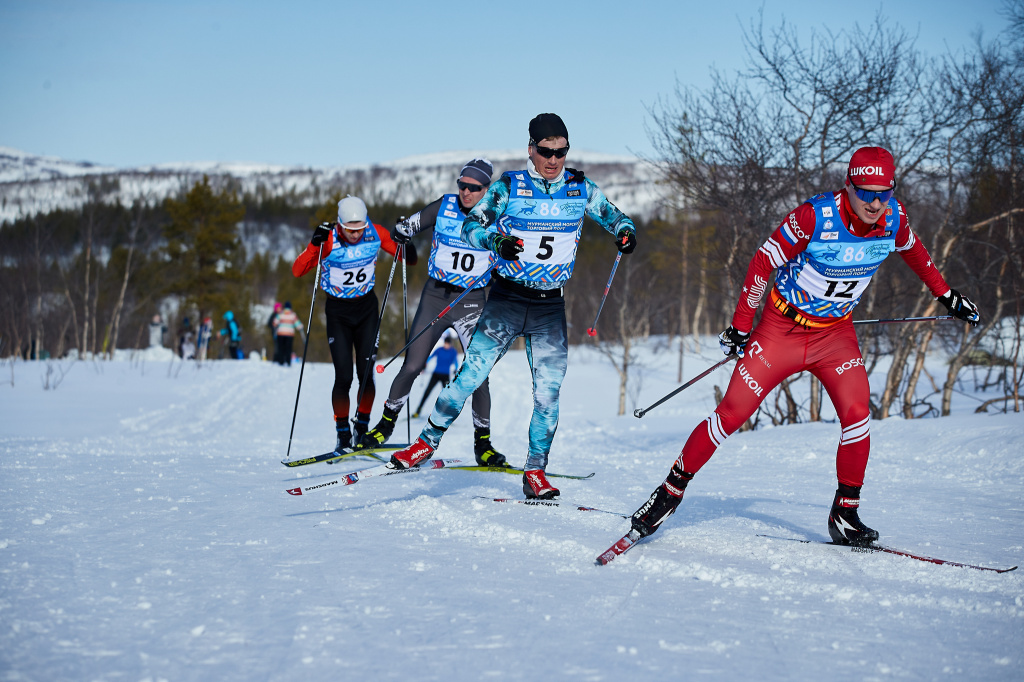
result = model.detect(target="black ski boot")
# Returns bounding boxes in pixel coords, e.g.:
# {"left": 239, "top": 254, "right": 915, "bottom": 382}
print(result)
{"left": 358, "top": 404, "right": 400, "bottom": 449}
{"left": 335, "top": 419, "right": 352, "bottom": 454}
{"left": 631, "top": 462, "right": 693, "bottom": 538}
{"left": 474, "top": 428, "right": 507, "bottom": 467}
{"left": 828, "top": 484, "right": 879, "bottom": 546}
{"left": 352, "top": 412, "right": 371, "bottom": 445}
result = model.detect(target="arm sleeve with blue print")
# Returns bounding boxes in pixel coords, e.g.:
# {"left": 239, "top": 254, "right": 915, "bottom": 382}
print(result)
{"left": 461, "top": 177, "right": 511, "bottom": 251}
{"left": 583, "top": 178, "right": 635, "bottom": 236}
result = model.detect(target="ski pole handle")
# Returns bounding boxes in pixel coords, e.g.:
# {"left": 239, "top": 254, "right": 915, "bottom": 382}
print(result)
{"left": 587, "top": 251, "right": 622, "bottom": 337}
{"left": 634, "top": 354, "right": 737, "bottom": 418}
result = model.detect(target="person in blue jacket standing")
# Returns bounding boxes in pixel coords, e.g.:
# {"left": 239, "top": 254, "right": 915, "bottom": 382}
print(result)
{"left": 412, "top": 335, "right": 459, "bottom": 418}
{"left": 219, "top": 311, "right": 243, "bottom": 359}
{"left": 388, "top": 113, "right": 637, "bottom": 499}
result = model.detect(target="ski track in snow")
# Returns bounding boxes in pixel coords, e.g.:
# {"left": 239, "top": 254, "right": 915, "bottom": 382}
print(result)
{"left": 0, "top": 342, "right": 1021, "bottom": 681}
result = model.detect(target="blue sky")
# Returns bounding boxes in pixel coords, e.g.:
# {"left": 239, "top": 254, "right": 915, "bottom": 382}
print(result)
{"left": 0, "top": 0, "right": 1012, "bottom": 168}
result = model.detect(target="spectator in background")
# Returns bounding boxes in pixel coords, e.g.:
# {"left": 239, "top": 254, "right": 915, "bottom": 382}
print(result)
{"left": 197, "top": 316, "right": 213, "bottom": 362}
{"left": 267, "top": 302, "right": 282, "bottom": 363}
{"left": 272, "top": 301, "right": 303, "bottom": 366}
{"left": 219, "top": 311, "right": 243, "bottom": 359}
{"left": 178, "top": 317, "right": 195, "bottom": 359}
{"left": 148, "top": 314, "right": 166, "bottom": 349}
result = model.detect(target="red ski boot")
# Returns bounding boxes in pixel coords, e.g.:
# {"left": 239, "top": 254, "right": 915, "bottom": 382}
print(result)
{"left": 523, "top": 469, "right": 560, "bottom": 500}
{"left": 388, "top": 438, "right": 435, "bottom": 470}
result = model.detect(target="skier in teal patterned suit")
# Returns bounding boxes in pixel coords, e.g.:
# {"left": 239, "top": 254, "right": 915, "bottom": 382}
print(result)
{"left": 388, "top": 113, "right": 637, "bottom": 500}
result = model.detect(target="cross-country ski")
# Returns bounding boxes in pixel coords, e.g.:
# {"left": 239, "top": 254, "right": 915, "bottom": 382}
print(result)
{"left": 756, "top": 534, "right": 1018, "bottom": 573}
{"left": 284, "top": 458, "right": 467, "bottom": 495}
{"left": 280, "top": 443, "right": 407, "bottom": 467}
{"left": 475, "top": 496, "right": 627, "bottom": 518}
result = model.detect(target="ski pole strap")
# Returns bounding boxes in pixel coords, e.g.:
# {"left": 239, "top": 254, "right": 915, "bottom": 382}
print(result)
{"left": 770, "top": 289, "right": 850, "bottom": 329}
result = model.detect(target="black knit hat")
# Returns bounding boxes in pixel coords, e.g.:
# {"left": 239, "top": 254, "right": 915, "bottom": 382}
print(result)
{"left": 459, "top": 158, "right": 493, "bottom": 186}
{"left": 529, "top": 113, "right": 569, "bottom": 144}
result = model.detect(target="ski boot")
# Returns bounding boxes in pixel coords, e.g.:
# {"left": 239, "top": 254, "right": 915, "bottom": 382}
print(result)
{"left": 631, "top": 462, "right": 694, "bottom": 538}
{"left": 389, "top": 438, "right": 435, "bottom": 470}
{"left": 523, "top": 469, "right": 559, "bottom": 500}
{"left": 352, "top": 412, "right": 371, "bottom": 445}
{"left": 335, "top": 418, "right": 352, "bottom": 454}
{"left": 358, "top": 405, "right": 400, "bottom": 449}
{"left": 828, "top": 484, "right": 879, "bottom": 546}
{"left": 474, "top": 428, "right": 508, "bottom": 467}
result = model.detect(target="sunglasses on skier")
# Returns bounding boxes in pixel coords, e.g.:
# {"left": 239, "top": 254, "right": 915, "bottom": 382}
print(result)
{"left": 848, "top": 177, "right": 896, "bottom": 204}
{"left": 457, "top": 180, "right": 487, "bottom": 192}
{"left": 532, "top": 144, "right": 570, "bottom": 159}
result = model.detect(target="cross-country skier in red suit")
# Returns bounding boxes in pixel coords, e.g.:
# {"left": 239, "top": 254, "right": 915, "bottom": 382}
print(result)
{"left": 293, "top": 196, "right": 417, "bottom": 452}
{"left": 631, "top": 147, "right": 981, "bottom": 546}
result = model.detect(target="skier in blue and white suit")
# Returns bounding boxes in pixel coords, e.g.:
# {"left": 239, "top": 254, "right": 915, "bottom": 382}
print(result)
{"left": 389, "top": 113, "right": 637, "bottom": 500}
{"left": 357, "top": 159, "right": 509, "bottom": 467}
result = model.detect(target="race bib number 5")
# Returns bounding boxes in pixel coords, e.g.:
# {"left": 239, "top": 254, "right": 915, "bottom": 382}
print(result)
{"left": 512, "top": 231, "right": 576, "bottom": 265}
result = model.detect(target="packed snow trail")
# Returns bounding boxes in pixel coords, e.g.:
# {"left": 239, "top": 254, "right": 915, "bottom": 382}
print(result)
{"left": 1, "top": 344, "right": 1021, "bottom": 680}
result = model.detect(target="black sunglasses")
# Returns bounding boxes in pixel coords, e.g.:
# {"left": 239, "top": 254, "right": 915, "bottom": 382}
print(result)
{"left": 457, "top": 180, "right": 487, "bottom": 192}
{"left": 533, "top": 144, "right": 570, "bottom": 159}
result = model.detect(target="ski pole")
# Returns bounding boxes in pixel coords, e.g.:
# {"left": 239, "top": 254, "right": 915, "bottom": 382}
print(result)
{"left": 355, "top": 245, "right": 404, "bottom": 412}
{"left": 853, "top": 315, "right": 953, "bottom": 325}
{"left": 376, "top": 265, "right": 495, "bottom": 375}
{"left": 587, "top": 251, "right": 622, "bottom": 337}
{"left": 285, "top": 242, "right": 325, "bottom": 460}
{"left": 401, "top": 239, "right": 411, "bottom": 442}
{"left": 634, "top": 354, "right": 738, "bottom": 419}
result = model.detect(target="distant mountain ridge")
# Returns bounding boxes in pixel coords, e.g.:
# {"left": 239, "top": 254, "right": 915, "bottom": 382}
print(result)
{"left": 0, "top": 147, "right": 666, "bottom": 225}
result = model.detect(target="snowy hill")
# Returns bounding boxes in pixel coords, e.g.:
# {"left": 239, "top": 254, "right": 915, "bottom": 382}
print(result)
{"left": 1, "top": 339, "right": 1020, "bottom": 680}
{"left": 0, "top": 146, "right": 665, "bottom": 225}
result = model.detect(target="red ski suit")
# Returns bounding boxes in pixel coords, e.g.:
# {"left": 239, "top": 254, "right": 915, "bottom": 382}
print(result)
{"left": 677, "top": 190, "right": 950, "bottom": 487}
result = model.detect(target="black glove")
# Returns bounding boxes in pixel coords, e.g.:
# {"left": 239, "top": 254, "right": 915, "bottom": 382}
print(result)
{"left": 718, "top": 326, "right": 751, "bottom": 357}
{"left": 310, "top": 222, "right": 332, "bottom": 247}
{"left": 402, "top": 240, "right": 418, "bottom": 266}
{"left": 938, "top": 288, "right": 980, "bottom": 326}
{"left": 616, "top": 231, "right": 636, "bottom": 254}
{"left": 565, "top": 167, "right": 585, "bottom": 184}
{"left": 494, "top": 235, "right": 524, "bottom": 261}
{"left": 391, "top": 217, "right": 411, "bottom": 245}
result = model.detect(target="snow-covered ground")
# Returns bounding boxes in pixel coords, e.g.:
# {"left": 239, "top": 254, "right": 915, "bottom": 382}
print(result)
{"left": 1, "top": 340, "right": 1021, "bottom": 681}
